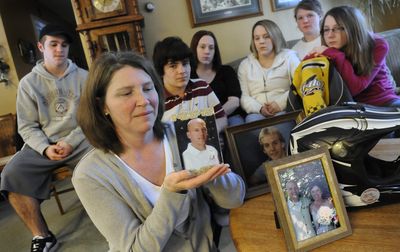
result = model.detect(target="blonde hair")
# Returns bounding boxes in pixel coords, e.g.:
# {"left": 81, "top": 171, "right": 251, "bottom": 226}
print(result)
{"left": 250, "top": 19, "right": 288, "bottom": 58}
{"left": 258, "top": 126, "right": 285, "bottom": 146}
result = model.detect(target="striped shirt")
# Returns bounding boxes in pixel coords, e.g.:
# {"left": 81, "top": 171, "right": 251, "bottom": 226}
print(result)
{"left": 162, "top": 79, "right": 225, "bottom": 122}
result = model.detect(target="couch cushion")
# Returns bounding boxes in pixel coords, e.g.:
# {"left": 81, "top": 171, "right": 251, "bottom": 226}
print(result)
{"left": 379, "top": 28, "right": 400, "bottom": 90}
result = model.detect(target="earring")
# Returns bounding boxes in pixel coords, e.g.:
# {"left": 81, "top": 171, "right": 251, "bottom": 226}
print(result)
{"left": 105, "top": 112, "right": 109, "bottom": 116}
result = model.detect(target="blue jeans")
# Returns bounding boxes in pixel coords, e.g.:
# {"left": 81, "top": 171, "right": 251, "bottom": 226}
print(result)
{"left": 228, "top": 114, "right": 245, "bottom": 126}
{"left": 245, "top": 113, "right": 267, "bottom": 123}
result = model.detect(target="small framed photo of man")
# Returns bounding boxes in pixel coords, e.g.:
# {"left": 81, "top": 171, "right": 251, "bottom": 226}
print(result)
{"left": 266, "top": 148, "right": 352, "bottom": 251}
{"left": 225, "top": 110, "right": 301, "bottom": 199}
{"left": 174, "top": 115, "right": 223, "bottom": 175}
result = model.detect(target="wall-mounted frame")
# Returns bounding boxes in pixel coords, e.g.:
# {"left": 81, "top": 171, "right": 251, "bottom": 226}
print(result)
{"left": 225, "top": 110, "right": 301, "bottom": 199}
{"left": 187, "top": 0, "right": 263, "bottom": 27}
{"left": 270, "top": 0, "right": 300, "bottom": 12}
{"left": 266, "top": 148, "right": 352, "bottom": 251}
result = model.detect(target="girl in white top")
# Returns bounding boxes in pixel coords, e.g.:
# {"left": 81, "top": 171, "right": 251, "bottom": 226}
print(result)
{"left": 291, "top": 0, "right": 323, "bottom": 60}
{"left": 238, "top": 19, "right": 300, "bottom": 123}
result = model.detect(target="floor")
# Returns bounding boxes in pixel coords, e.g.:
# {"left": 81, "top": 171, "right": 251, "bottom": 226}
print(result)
{"left": 0, "top": 180, "right": 237, "bottom": 252}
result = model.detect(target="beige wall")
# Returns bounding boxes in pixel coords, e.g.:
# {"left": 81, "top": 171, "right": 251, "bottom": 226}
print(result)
{"left": 0, "top": 15, "right": 18, "bottom": 115}
{"left": 136, "top": 0, "right": 347, "bottom": 63}
{"left": 76, "top": 0, "right": 379, "bottom": 65}
{"left": 2, "top": 0, "right": 398, "bottom": 116}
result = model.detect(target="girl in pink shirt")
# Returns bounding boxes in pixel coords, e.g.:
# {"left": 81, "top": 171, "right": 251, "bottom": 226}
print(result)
{"left": 308, "top": 5, "right": 400, "bottom": 107}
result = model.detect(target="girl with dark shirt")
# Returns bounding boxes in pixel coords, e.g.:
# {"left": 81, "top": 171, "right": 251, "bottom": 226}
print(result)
{"left": 190, "top": 30, "right": 245, "bottom": 126}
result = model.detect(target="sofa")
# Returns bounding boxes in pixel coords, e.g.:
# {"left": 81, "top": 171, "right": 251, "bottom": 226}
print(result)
{"left": 224, "top": 29, "right": 400, "bottom": 188}
{"left": 228, "top": 28, "right": 400, "bottom": 93}
{"left": 380, "top": 28, "right": 400, "bottom": 93}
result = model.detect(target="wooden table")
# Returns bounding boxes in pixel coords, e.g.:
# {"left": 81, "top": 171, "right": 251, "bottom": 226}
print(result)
{"left": 230, "top": 194, "right": 400, "bottom": 251}
{"left": 230, "top": 139, "right": 400, "bottom": 251}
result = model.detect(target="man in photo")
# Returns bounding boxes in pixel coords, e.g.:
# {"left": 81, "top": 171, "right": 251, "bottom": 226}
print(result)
{"left": 259, "top": 126, "right": 286, "bottom": 160}
{"left": 248, "top": 126, "right": 287, "bottom": 186}
{"left": 182, "top": 118, "right": 220, "bottom": 173}
{"left": 286, "top": 180, "right": 316, "bottom": 241}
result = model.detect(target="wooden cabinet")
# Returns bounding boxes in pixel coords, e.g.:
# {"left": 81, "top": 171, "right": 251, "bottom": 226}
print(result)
{"left": 71, "top": 0, "right": 145, "bottom": 64}
{"left": 84, "top": 0, "right": 128, "bottom": 21}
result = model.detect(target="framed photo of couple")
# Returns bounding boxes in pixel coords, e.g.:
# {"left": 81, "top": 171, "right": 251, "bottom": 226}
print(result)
{"left": 266, "top": 147, "right": 352, "bottom": 251}
{"left": 225, "top": 110, "right": 301, "bottom": 199}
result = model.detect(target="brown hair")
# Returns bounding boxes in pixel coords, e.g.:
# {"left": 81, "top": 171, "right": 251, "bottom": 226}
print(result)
{"left": 152, "top": 36, "right": 194, "bottom": 77}
{"left": 77, "top": 51, "right": 165, "bottom": 154}
{"left": 321, "top": 6, "right": 374, "bottom": 75}
{"left": 294, "top": 0, "right": 323, "bottom": 19}
{"left": 190, "top": 30, "right": 222, "bottom": 71}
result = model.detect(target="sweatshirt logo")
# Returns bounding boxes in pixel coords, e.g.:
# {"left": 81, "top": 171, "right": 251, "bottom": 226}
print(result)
{"left": 55, "top": 97, "right": 69, "bottom": 116}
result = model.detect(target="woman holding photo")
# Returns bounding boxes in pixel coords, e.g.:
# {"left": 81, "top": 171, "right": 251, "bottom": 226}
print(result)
{"left": 73, "top": 51, "right": 245, "bottom": 251}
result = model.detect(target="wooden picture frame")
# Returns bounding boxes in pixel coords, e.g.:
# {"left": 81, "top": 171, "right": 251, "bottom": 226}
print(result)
{"left": 266, "top": 148, "right": 352, "bottom": 251}
{"left": 225, "top": 111, "right": 301, "bottom": 199}
{"left": 270, "top": 0, "right": 300, "bottom": 12}
{"left": 187, "top": 0, "right": 263, "bottom": 27}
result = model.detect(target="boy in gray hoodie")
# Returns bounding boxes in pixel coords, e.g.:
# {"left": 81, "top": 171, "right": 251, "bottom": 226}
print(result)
{"left": 0, "top": 24, "right": 91, "bottom": 252}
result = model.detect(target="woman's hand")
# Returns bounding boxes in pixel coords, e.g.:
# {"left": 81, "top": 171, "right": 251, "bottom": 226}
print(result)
{"left": 260, "top": 104, "right": 273, "bottom": 117}
{"left": 260, "top": 102, "right": 281, "bottom": 116}
{"left": 163, "top": 164, "right": 230, "bottom": 193}
{"left": 305, "top": 46, "right": 329, "bottom": 59}
{"left": 265, "top": 101, "right": 281, "bottom": 115}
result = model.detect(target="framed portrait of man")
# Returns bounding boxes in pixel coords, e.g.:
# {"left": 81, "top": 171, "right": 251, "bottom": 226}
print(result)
{"left": 174, "top": 114, "right": 223, "bottom": 175}
{"left": 225, "top": 110, "right": 301, "bottom": 199}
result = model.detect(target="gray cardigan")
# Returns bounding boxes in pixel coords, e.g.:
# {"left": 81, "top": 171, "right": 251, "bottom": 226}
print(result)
{"left": 72, "top": 124, "right": 245, "bottom": 251}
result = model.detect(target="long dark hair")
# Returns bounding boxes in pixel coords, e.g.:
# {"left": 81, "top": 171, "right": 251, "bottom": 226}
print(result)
{"left": 309, "top": 182, "right": 331, "bottom": 201}
{"left": 190, "top": 30, "right": 222, "bottom": 72}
